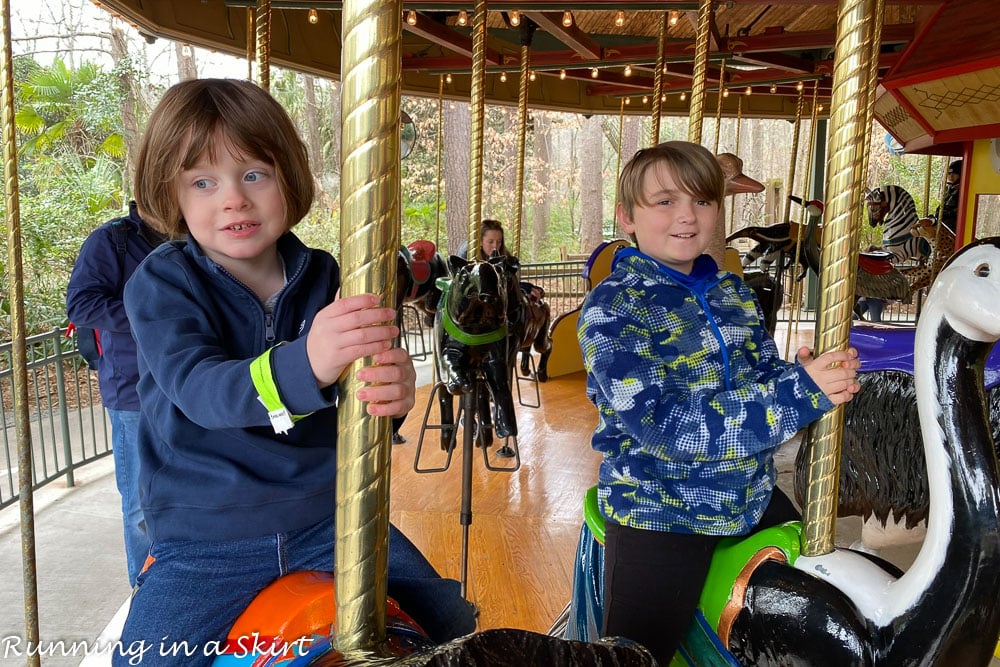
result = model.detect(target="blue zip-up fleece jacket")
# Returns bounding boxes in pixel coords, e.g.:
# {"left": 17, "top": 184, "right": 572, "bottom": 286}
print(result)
{"left": 66, "top": 202, "right": 163, "bottom": 410}
{"left": 124, "top": 232, "right": 340, "bottom": 542}
{"left": 577, "top": 248, "right": 833, "bottom": 536}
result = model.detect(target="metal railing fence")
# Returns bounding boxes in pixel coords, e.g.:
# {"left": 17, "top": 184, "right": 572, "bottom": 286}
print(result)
{"left": 0, "top": 328, "right": 111, "bottom": 510}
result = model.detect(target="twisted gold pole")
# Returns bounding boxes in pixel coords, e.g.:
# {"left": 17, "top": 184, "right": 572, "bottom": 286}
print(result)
{"left": 713, "top": 58, "right": 726, "bottom": 153}
{"left": 856, "top": 0, "right": 885, "bottom": 198}
{"left": 650, "top": 11, "right": 669, "bottom": 146}
{"left": 254, "top": 0, "right": 271, "bottom": 91}
{"left": 615, "top": 97, "right": 625, "bottom": 210}
{"left": 335, "top": 0, "right": 401, "bottom": 653}
{"left": 802, "top": 0, "right": 877, "bottom": 556}
{"left": 466, "top": 0, "right": 487, "bottom": 257}
{"left": 688, "top": 0, "right": 711, "bottom": 145}
{"left": 2, "top": 2, "right": 40, "bottom": 663}
{"left": 246, "top": 9, "right": 255, "bottom": 81}
{"left": 783, "top": 86, "right": 805, "bottom": 225}
{"left": 728, "top": 96, "right": 742, "bottom": 234}
{"left": 513, "top": 42, "right": 530, "bottom": 258}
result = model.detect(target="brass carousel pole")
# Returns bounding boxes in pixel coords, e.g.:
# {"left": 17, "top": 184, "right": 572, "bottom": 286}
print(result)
{"left": 856, "top": 0, "right": 885, "bottom": 198}
{"left": 728, "top": 96, "right": 742, "bottom": 234}
{"left": 254, "top": 0, "right": 271, "bottom": 91}
{"left": 802, "top": 0, "right": 879, "bottom": 556}
{"left": 712, "top": 58, "right": 726, "bottom": 153}
{"left": 650, "top": 11, "right": 669, "bottom": 147}
{"left": 783, "top": 85, "right": 806, "bottom": 226}
{"left": 687, "top": 0, "right": 711, "bottom": 145}
{"left": 466, "top": 0, "right": 487, "bottom": 258}
{"left": 246, "top": 10, "right": 255, "bottom": 81}
{"left": 786, "top": 81, "right": 822, "bottom": 357}
{"left": 922, "top": 154, "right": 932, "bottom": 217}
{"left": 512, "top": 28, "right": 532, "bottom": 258}
{"left": 335, "top": 0, "right": 401, "bottom": 653}
{"left": 2, "top": 2, "right": 40, "bottom": 664}
{"left": 615, "top": 97, "right": 625, "bottom": 208}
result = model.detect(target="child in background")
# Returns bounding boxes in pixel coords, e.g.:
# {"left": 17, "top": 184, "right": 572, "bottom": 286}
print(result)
{"left": 117, "top": 79, "right": 474, "bottom": 665}
{"left": 577, "top": 141, "right": 860, "bottom": 664}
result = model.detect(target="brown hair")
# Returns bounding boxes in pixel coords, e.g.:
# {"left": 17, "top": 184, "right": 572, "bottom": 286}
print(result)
{"left": 617, "top": 141, "right": 725, "bottom": 223}
{"left": 133, "top": 78, "right": 314, "bottom": 236}
{"left": 476, "top": 219, "right": 510, "bottom": 260}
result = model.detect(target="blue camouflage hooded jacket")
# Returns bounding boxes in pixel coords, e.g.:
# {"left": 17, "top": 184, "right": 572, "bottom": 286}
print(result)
{"left": 577, "top": 248, "right": 832, "bottom": 536}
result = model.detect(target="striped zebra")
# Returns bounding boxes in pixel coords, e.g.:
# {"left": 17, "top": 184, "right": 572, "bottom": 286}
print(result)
{"left": 864, "top": 185, "right": 931, "bottom": 262}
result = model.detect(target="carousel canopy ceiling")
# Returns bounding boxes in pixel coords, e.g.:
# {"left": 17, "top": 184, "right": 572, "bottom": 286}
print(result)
{"left": 94, "top": 0, "right": 965, "bottom": 130}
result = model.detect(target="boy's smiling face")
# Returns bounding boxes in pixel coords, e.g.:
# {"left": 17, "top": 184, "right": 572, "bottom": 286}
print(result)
{"left": 618, "top": 161, "right": 719, "bottom": 274}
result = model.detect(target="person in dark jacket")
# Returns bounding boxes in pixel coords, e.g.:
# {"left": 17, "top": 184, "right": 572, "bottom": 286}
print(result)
{"left": 577, "top": 141, "right": 861, "bottom": 664}
{"left": 115, "top": 79, "right": 474, "bottom": 666}
{"left": 65, "top": 201, "right": 166, "bottom": 586}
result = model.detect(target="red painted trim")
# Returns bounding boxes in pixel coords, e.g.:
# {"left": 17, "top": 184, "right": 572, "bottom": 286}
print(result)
{"left": 884, "top": 55, "right": 1000, "bottom": 89}
{"left": 936, "top": 124, "right": 1000, "bottom": 144}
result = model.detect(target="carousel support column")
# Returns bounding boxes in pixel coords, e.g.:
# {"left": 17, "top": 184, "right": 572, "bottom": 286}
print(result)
{"left": 254, "top": 0, "right": 271, "bottom": 91}
{"left": 650, "top": 11, "right": 669, "bottom": 146}
{"left": 801, "top": 0, "right": 876, "bottom": 557}
{"left": 783, "top": 86, "right": 805, "bottom": 225}
{"left": 728, "top": 97, "right": 742, "bottom": 235}
{"left": 466, "top": 0, "right": 487, "bottom": 258}
{"left": 712, "top": 58, "right": 726, "bottom": 153}
{"left": 1, "top": 1, "right": 40, "bottom": 663}
{"left": 513, "top": 24, "right": 534, "bottom": 258}
{"left": 245, "top": 10, "right": 255, "bottom": 81}
{"left": 614, "top": 98, "right": 625, "bottom": 209}
{"left": 335, "top": 0, "right": 401, "bottom": 654}
{"left": 688, "top": 0, "right": 724, "bottom": 266}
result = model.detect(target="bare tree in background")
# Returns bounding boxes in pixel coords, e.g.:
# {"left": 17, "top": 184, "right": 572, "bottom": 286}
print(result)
{"left": 110, "top": 23, "right": 141, "bottom": 196}
{"left": 579, "top": 115, "right": 603, "bottom": 254}
{"left": 174, "top": 42, "right": 196, "bottom": 81}
{"left": 444, "top": 101, "right": 471, "bottom": 256}
{"left": 531, "top": 113, "right": 551, "bottom": 259}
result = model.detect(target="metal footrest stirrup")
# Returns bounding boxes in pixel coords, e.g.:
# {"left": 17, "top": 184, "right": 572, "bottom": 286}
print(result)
{"left": 413, "top": 380, "right": 458, "bottom": 473}
{"left": 400, "top": 303, "right": 430, "bottom": 361}
{"left": 515, "top": 351, "right": 541, "bottom": 409}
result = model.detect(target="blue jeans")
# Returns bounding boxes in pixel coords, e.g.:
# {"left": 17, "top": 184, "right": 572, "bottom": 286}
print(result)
{"left": 107, "top": 409, "right": 150, "bottom": 587}
{"left": 114, "top": 517, "right": 476, "bottom": 666}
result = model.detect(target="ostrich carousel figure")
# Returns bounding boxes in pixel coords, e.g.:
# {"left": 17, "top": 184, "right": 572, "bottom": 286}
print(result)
{"left": 567, "top": 238, "right": 1000, "bottom": 665}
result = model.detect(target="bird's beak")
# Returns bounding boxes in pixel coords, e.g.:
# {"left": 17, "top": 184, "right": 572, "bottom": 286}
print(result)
{"left": 726, "top": 173, "right": 765, "bottom": 195}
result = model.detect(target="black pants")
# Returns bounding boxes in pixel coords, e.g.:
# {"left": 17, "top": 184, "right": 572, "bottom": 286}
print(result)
{"left": 601, "top": 488, "right": 800, "bottom": 664}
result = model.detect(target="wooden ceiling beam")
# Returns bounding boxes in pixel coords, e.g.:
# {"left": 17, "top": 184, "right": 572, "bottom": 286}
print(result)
{"left": 403, "top": 12, "right": 502, "bottom": 64}
{"left": 523, "top": 11, "right": 603, "bottom": 60}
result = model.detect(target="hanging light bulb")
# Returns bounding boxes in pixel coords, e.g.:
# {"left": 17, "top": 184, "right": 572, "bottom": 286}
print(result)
{"left": 661, "top": 93, "right": 667, "bottom": 102}
{"left": 669, "top": 10, "right": 680, "bottom": 26}
{"left": 562, "top": 11, "right": 573, "bottom": 27}
{"left": 623, "top": 64, "right": 632, "bottom": 77}
{"left": 457, "top": 10, "right": 468, "bottom": 26}
{"left": 509, "top": 10, "right": 520, "bottom": 26}
{"left": 308, "top": 8, "right": 319, "bottom": 24}
{"left": 559, "top": 69, "right": 567, "bottom": 80}
{"left": 680, "top": 91, "right": 687, "bottom": 101}
{"left": 642, "top": 95, "right": 649, "bottom": 104}
{"left": 796, "top": 80, "right": 804, "bottom": 91}
{"left": 591, "top": 67, "right": 599, "bottom": 78}
{"left": 745, "top": 86, "right": 752, "bottom": 96}
{"left": 406, "top": 10, "right": 417, "bottom": 26}
{"left": 624, "top": 97, "right": 631, "bottom": 105}
{"left": 445, "top": 72, "right": 453, "bottom": 84}
{"left": 529, "top": 70, "right": 537, "bottom": 82}
{"left": 769, "top": 83, "right": 777, "bottom": 94}
{"left": 818, "top": 104, "right": 825, "bottom": 112}
{"left": 500, "top": 71, "right": 507, "bottom": 83}
{"left": 722, "top": 88, "right": 729, "bottom": 98}
{"left": 615, "top": 10, "right": 625, "bottom": 27}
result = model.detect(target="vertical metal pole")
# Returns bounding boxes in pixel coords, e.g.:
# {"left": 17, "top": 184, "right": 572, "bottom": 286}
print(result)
{"left": 614, "top": 98, "right": 625, "bottom": 211}
{"left": 254, "top": 0, "right": 271, "bottom": 91}
{"left": 513, "top": 38, "right": 530, "bottom": 258}
{"left": 434, "top": 74, "right": 444, "bottom": 249}
{"left": 1, "top": 0, "right": 40, "bottom": 663}
{"left": 650, "top": 11, "right": 669, "bottom": 147}
{"left": 466, "top": 0, "right": 487, "bottom": 257}
{"left": 335, "top": 0, "right": 401, "bottom": 653}
{"left": 712, "top": 58, "right": 726, "bottom": 153}
{"left": 687, "top": 0, "right": 712, "bottom": 145}
{"left": 246, "top": 9, "right": 255, "bottom": 81}
{"left": 802, "top": 0, "right": 877, "bottom": 556}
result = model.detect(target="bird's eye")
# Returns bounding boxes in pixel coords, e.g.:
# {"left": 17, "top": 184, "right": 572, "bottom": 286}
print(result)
{"left": 975, "top": 263, "right": 990, "bottom": 277}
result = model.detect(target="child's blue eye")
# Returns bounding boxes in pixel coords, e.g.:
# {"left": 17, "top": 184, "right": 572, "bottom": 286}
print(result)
{"left": 245, "top": 171, "right": 263, "bottom": 183}
{"left": 194, "top": 179, "right": 210, "bottom": 189}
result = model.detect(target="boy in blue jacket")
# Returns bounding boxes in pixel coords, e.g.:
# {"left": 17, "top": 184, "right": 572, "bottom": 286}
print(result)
{"left": 577, "top": 141, "right": 860, "bottom": 664}
{"left": 117, "top": 79, "right": 473, "bottom": 665}
{"left": 66, "top": 201, "right": 166, "bottom": 585}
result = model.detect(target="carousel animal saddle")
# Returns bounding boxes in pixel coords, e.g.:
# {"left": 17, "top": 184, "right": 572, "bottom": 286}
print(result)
{"left": 403, "top": 240, "right": 439, "bottom": 298}
{"left": 858, "top": 251, "right": 895, "bottom": 275}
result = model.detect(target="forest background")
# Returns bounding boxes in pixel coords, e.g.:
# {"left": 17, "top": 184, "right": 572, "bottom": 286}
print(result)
{"left": 1, "top": 0, "right": 951, "bottom": 340}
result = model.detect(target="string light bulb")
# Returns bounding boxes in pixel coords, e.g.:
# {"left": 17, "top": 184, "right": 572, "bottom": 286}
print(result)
{"left": 591, "top": 67, "right": 599, "bottom": 78}
{"left": 669, "top": 10, "right": 680, "bottom": 26}
{"left": 406, "top": 10, "right": 417, "bottom": 25}
{"left": 623, "top": 64, "right": 632, "bottom": 77}
{"left": 559, "top": 69, "right": 567, "bottom": 80}
{"left": 745, "top": 86, "right": 752, "bottom": 96}
{"left": 680, "top": 91, "right": 687, "bottom": 101}
{"left": 642, "top": 95, "right": 649, "bottom": 104}
{"left": 818, "top": 104, "right": 824, "bottom": 112}
{"left": 457, "top": 10, "right": 468, "bottom": 26}
{"left": 509, "top": 10, "right": 520, "bottom": 26}
{"left": 615, "top": 10, "right": 625, "bottom": 27}
{"left": 445, "top": 72, "right": 453, "bottom": 84}
{"left": 624, "top": 97, "right": 631, "bottom": 105}
{"left": 529, "top": 70, "right": 537, "bottom": 82}
{"left": 722, "top": 88, "right": 729, "bottom": 98}
{"left": 500, "top": 71, "right": 507, "bottom": 83}
{"left": 308, "top": 8, "right": 319, "bottom": 24}
{"left": 796, "top": 80, "right": 804, "bottom": 91}
{"left": 769, "top": 83, "right": 777, "bottom": 94}
{"left": 562, "top": 11, "right": 573, "bottom": 27}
